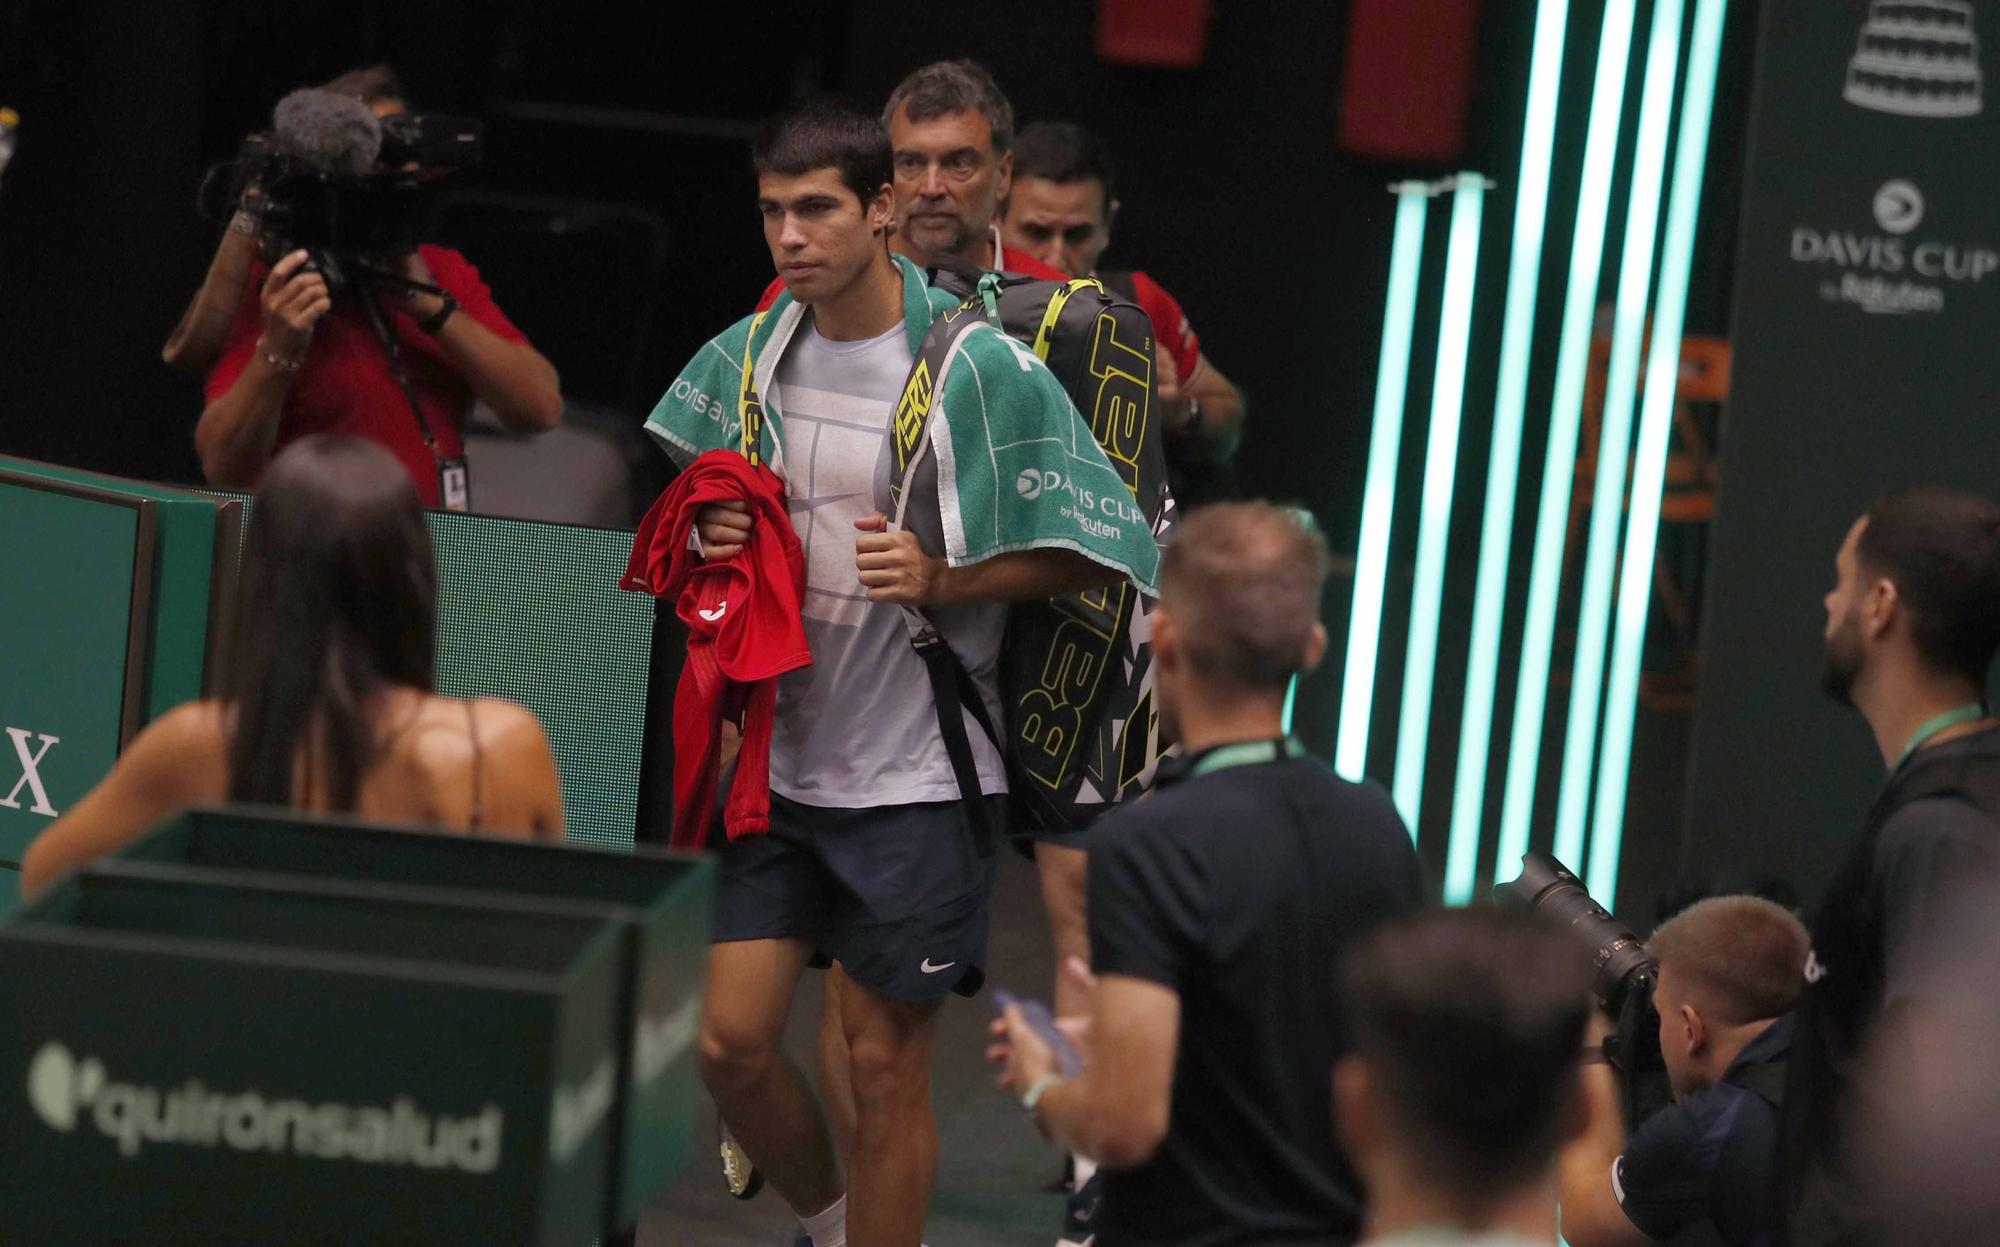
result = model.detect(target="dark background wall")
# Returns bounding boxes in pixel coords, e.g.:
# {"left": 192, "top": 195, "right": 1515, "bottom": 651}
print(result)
{"left": 1686, "top": 0, "right": 2000, "bottom": 903}
{"left": 0, "top": 0, "right": 1492, "bottom": 507}
{"left": 0, "top": 0, "right": 1770, "bottom": 912}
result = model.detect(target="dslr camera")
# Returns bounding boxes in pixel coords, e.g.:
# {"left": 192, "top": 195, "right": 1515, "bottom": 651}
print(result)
{"left": 1495, "top": 852, "right": 1672, "bottom": 1128}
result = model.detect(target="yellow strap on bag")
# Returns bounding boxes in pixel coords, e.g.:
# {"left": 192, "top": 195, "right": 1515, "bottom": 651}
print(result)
{"left": 738, "top": 310, "right": 769, "bottom": 464}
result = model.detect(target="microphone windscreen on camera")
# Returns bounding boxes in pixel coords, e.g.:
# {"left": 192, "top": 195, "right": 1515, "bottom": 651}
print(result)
{"left": 271, "top": 88, "right": 382, "bottom": 175}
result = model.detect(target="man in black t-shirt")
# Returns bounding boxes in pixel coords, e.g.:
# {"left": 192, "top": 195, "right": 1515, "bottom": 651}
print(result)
{"left": 1559, "top": 896, "right": 1810, "bottom": 1247}
{"left": 1775, "top": 487, "right": 2000, "bottom": 1247}
{"left": 987, "top": 501, "right": 1424, "bottom": 1247}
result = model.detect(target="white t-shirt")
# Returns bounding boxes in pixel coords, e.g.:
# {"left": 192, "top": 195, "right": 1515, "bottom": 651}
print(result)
{"left": 764, "top": 315, "right": 1008, "bottom": 808}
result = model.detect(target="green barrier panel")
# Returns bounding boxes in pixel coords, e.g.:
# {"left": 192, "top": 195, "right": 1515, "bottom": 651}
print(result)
{"left": 0, "top": 865, "right": 625, "bottom": 1246}
{"left": 201, "top": 491, "right": 657, "bottom": 849}
{"left": 0, "top": 472, "right": 155, "bottom": 899}
{"left": 0, "top": 460, "right": 241, "bottom": 911}
{"left": 427, "top": 512, "right": 654, "bottom": 850}
{"left": 117, "top": 804, "right": 713, "bottom": 1229}
{"left": 1, "top": 458, "right": 239, "bottom": 717}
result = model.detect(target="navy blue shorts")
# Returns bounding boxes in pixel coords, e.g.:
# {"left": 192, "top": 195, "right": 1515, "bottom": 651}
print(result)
{"left": 712, "top": 793, "right": 1002, "bottom": 1002}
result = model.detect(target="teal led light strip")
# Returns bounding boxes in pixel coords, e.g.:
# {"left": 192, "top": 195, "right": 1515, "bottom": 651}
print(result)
{"left": 1393, "top": 174, "right": 1488, "bottom": 831}
{"left": 1335, "top": 186, "right": 1431, "bottom": 786}
{"left": 1552, "top": 0, "right": 1689, "bottom": 867}
{"left": 1589, "top": 0, "right": 1730, "bottom": 910}
{"left": 1284, "top": 507, "right": 1314, "bottom": 740}
{"left": 1442, "top": 0, "right": 1574, "bottom": 905}
{"left": 1494, "top": 0, "right": 1642, "bottom": 880}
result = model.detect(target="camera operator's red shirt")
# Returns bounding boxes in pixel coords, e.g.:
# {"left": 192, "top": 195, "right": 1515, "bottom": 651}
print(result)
{"left": 204, "top": 245, "right": 531, "bottom": 507}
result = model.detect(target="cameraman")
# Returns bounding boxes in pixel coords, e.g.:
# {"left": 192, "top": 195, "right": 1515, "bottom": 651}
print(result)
{"left": 1558, "top": 896, "right": 1809, "bottom": 1247}
{"left": 190, "top": 71, "right": 560, "bottom": 506}
{"left": 162, "top": 66, "right": 401, "bottom": 378}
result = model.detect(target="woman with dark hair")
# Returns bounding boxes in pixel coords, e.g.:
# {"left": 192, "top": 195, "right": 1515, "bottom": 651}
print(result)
{"left": 21, "top": 436, "right": 564, "bottom": 896}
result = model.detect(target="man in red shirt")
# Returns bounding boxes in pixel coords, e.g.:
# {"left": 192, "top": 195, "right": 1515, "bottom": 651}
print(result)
{"left": 200, "top": 245, "right": 561, "bottom": 508}
{"left": 196, "top": 82, "right": 560, "bottom": 509}
{"left": 757, "top": 59, "right": 1064, "bottom": 312}
{"left": 1002, "top": 121, "right": 1245, "bottom": 476}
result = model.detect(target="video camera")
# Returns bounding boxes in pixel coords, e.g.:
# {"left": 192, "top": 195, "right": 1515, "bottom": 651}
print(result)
{"left": 201, "top": 92, "right": 482, "bottom": 290}
{"left": 1495, "top": 853, "right": 1672, "bottom": 1129}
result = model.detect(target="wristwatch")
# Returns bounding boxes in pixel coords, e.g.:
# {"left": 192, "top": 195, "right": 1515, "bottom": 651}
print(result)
{"left": 417, "top": 292, "right": 459, "bottom": 335}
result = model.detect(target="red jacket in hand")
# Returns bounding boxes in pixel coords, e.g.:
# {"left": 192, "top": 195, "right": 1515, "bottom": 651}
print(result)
{"left": 622, "top": 450, "right": 810, "bottom": 848}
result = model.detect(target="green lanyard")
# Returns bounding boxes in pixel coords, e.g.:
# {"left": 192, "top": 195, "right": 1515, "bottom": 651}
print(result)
{"left": 1188, "top": 737, "right": 1308, "bottom": 779}
{"left": 1897, "top": 703, "right": 1986, "bottom": 768}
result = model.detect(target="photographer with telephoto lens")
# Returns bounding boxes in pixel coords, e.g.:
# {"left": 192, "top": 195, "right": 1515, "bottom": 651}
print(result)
{"left": 187, "top": 67, "right": 559, "bottom": 509}
{"left": 1500, "top": 857, "right": 1806, "bottom": 1247}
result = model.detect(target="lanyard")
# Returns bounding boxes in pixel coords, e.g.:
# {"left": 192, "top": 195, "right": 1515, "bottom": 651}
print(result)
{"left": 352, "top": 267, "right": 445, "bottom": 459}
{"left": 1188, "top": 737, "right": 1307, "bottom": 779}
{"left": 1897, "top": 703, "right": 1986, "bottom": 768}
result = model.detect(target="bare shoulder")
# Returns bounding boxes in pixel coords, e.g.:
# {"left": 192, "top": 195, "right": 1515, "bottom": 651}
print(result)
{"left": 89, "top": 699, "right": 227, "bottom": 812}
{"left": 126, "top": 701, "right": 229, "bottom": 770}
{"left": 397, "top": 694, "right": 550, "bottom": 768}
{"left": 466, "top": 697, "right": 562, "bottom": 838}
{"left": 469, "top": 698, "right": 553, "bottom": 755}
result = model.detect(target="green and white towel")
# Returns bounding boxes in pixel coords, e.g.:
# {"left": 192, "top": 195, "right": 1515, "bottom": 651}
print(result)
{"left": 643, "top": 254, "right": 1161, "bottom": 593}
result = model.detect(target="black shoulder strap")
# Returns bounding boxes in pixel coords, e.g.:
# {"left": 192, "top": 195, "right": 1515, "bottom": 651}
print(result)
{"left": 890, "top": 300, "right": 984, "bottom": 508}
{"left": 908, "top": 617, "right": 1001, "bottom": 858}
{"left": 1739, "top": 1056, "right": 1789, "bottom": 1109}
{"left": 1096, "top": 269, "right": 1140, "bottom": 304}
{"left": 890, "top": 298, "right": 1004, "bottom": 857}
{"left": 926, "top": 256, "right": 985, "bottom": 300}
{"left": 1882, "top": 736, "right": 2000, "bottom": 820}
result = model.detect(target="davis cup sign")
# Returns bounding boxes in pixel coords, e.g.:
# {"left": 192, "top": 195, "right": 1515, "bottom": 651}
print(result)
{"left": 1685, "top": 0, "right": 2000, "bottom": 901}
{"left": 1788, "top": 177, "right": 2000, "bottom": 316}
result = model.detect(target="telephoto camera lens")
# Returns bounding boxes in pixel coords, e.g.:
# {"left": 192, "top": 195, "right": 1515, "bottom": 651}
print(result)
{"left": 1494, "top": 852, "right": 1656, "bottom": 1013}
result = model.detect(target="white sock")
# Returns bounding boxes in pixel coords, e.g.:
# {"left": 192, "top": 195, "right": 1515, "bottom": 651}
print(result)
{"left": 1072, "top": 1153, "right": 1099, "bottom": 1188}
{"left": 801, "top": 1193, "right": 847, "bottom": 1247}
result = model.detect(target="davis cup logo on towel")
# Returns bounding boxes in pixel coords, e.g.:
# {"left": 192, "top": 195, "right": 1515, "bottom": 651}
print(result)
{"left": 25, "top": 1041, "right": 505, "bottom": 1172}
{"left": 1789, "top": 179, "right": 1999, "bottom": 315}
{"left": 1012, "top": 469, "right": 1144, "bottom": 538}
{"left": 1845, "top": 0, "right": 1984, "bottom": 119}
